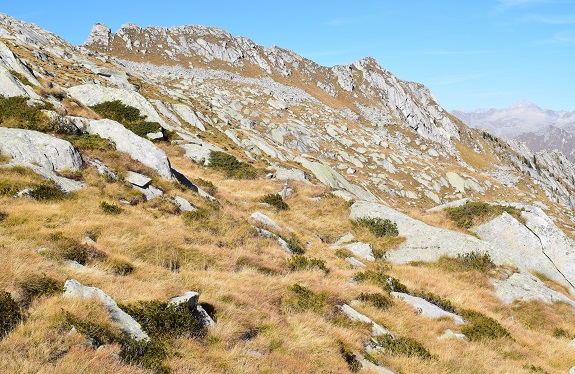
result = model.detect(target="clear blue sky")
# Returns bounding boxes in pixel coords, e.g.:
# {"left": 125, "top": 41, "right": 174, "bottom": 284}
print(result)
{"left": 2, "top": 0, "right": 574, "bottom": 111}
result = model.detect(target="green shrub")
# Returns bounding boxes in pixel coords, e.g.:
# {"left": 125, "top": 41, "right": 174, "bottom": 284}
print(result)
{"left": 283, "top": 284, "right": 328, "bottom": 313}
{"left": 0, "top": 96, "right": 50, "bottom": 131}
{"left": 354, "top": 271, "right": 408, "bottom": 294}
{"left": 552, "top": 328, "right": 572, "bottom": 339}
{"left": 194, "top": 178, "right": 217, "bottom": 196}
{"left": 260, "top": 193, "right": 289, "bottom": 210}
{"left": 0, "top": 211, "right": 7, "bottom": 222}
{"left": 288, "top": 255, "right": 329, "bottom": 274}
{"left": 100, "top": 201, "right": 124, "bottom": 215}
{"left": 281, "top": 233, "right": 305, "bottom": 255}
{"left": 456, "top": 251, "right": 495, "bottom": 272}
{"left": 459, "top": 309, "right": 511, "bottom": 341}
{"left": 338, "top": 340, "right": 361, "bottom": 372}
{"left": 119, "top": 337, "right": 170, "bottom": 374}
{"left": 61, "top": 311, "right": 120, "bottom": 348}
{"left": 64, "top": 134, "right": 115, "bottom": 151}
{"left": 208, "top": 150, "right": 258, "bottom": 179}
{"left": 9, "top": 70, "right": 33, "bottom": 87}
{"left": 17, "top": 274, "right": 62, "bottom": 307}
{"left": 119, "top": 300, "right": 206, "bottom": 339}
{"left": 0, "top": 290, "right": 23, "bottom": 339}
{"left": 27, "top": 182, "right": 67, "bottom": 201}
{"left": 445, "top": 202, "right": 524, "bottom": 229}
{"left": 353, "top": 217, "right": 399, "bottom": 237}
{"left": 108, "top": 259, "right": 135, "bottom": 276}
{"left": 181, "top": 207, "right": 210, "bottom": 222}
{"left": 90, "top": 100, "right": 144, "bottom": 124}
{"left": 372, "top": 334, "right": 432, "bottom": 360}
{"left": 61, "top": 243, "right": 107, "bottom": 265}
{"left": 128, "top": 121, "right": 161, "bottom": 138}
{"left": 357, "top": 292, "right": 393, "bottom": 310}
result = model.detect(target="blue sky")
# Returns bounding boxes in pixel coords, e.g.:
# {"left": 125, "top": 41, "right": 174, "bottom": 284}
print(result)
{"left": 2, "top": 0, "right": 574, "bottom": 111}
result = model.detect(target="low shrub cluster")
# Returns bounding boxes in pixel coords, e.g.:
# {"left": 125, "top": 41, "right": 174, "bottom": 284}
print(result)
{"left": 208, "top": 150, "right": 258, "bottom": 179}
{"left": 412, "top": 290, "right": 456, "bottom": 313}
{"left": 338, "top": 340, "right": 361, "bottom": 372}
{"left": 437, "top": 251, "right": 496, "bottom": 273}
{"left": 17, "top": 274, "right": 62, "bottom": 307}
{"left": 27, "top": 182, "right": 67, "bottom": 201}
{"left": 0, "top": 96, "right": 51, "bottom": 132}
{"left": 445, "top": 202, "right": 524, "bottom": 229}
{"left": 357, "top": 292, "right": 393, "bottom": 310}
{"left": 288, "top": 255, "right": 329, "bottom": 274}
{"left": 283, "top": 284, "right": 328, "bottom": 313}
{"left": 0, "top": 290, "right": 22, "bottom": 339}
{"left": 107, "top": 258, "right": 135, "bottom": 276}
{"left": 90, "top": 100, "right": 163, "bottom": 139}
{"left": 64, "top": 134, "right": 115, "bottom": 151}
{"left": 99, "top": 201, "right": 125, "bottom": 215}
{"left": 352, "top": 217, "right": 399, "bottom": 237}
{"left": 260, "top": 193, "right": 289, "bottom": 210}
{"left": 354, "top": 270, "right": 408, "bottom": 294}
{"left": 459, "top": 309, "right": 511, "bottom": 341}
{"left": 372, "top": 334, "right": 433, "bottom": 360}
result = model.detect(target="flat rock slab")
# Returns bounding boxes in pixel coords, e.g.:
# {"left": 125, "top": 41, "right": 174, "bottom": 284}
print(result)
{"left": 63, "top": 279, "right": 149, "bottom": 342}
{"left": 338, "top": 304, "right": 389, "bottom": 336}
{"left": 125, "top": 171, "right": 152, "bottom": 188}
{"left": 249, "top": 212, "right": 281, "bottom": 231}
{"left": 491, "top": 272, "right": 575, "bottom": 308}
{"left": 391, "top": 292, "right": 465, "bottom": 324}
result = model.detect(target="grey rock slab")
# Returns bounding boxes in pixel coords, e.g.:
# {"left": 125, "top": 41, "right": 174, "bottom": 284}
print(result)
{"left": 172, "top": 196, "right": 197, "bottom": 212}
{"left": 359, "top": 357, "right": 397, "bottom": 374}
{"left": 345, "top": 257, "right": 366, "bottom": 267}
{"left": 473, "top": 212, "right": 575, "bottom": 293}
{"left": 168, "top": 291, "right": 215, "bottom": 327}
{"left": 337, "top": 304, "right": 389, "bottom": 336}
{"left": 391, "top": 292, "right": 465, "bottom": 324}
{"left": 0, "top": 127, "right": 82, "bottom": 172}
{"left": 271, "top": 166, "right": 309, "bottom": 183}
{"left": 125, "top": 171, "right": 151, "bottom": 188}
{"left": 343, "top": 242, "right": 375, "bottom": 262}
{"left": 87, "top": 119, "right": 172, "bottom": 179}
{"left": 67, "top": 84, "right": 168, "bottom": 128}
{"left": 180, "top": 138, "right": 223, "bottom": 166}
{"left": 63, "top": 279, "right": 149, "bottom": 341}
{"left": 426, "top": 198, "right": 470, "bottom": 212}
{"left": 87, "top": 158, "right": 118, "bottom": 180}
{"left": 11, "top": 163, "right": 85, "bottom": 193}
{"left": 249, "top": 212, "right": 281, "bottom": 231}
{"left": 133, "top": 184, "right": 163, "bottom": 201}
{"left": 172, "top": 103, "right": 206, "bottom": 131}
{"left": 334, "top": 233, "right": 355, "bottom": 246}
{"left": 350, "top": 201, "right": 494, "bottom": 265}
{"left": 491, "top": 272, "right": 575, "bottom": 307}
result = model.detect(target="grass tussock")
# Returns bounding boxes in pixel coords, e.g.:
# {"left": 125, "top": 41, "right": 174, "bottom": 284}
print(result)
{"left": 100, "top": 201, "right": 125, "bottom": 215}
{"left": 445, "top": 201, "right": 524, "bottom": 229}
{"left": 27, "top": 182, "right": 67, "bottom": 201}
{"left": 338, "top": 340, "right": 361, "bottom": 372}
{"left": 459, "top": 309, "right": 511, "bottom": 341}
{"left": 352, "top": 217, "right": 399, "bottom": 237}
{"left": 370, "top": 334, "right": 433, "bottom": 360}
{"left": 0, "top": 96, "right": 52, "bottom": 132}
{"left": 64, "top": 134, "right": 116, "bottom": 152}
{"left": 288, "top": 255, "right": 329, "bottom": 274}
{"left": 437, "top": 251, "right": 496, "bottom": 273}
{"left": 17, "top": 274, "right": 63, "bottom": 308}
{"left": 283, "top": 284, "right": 328, "bottom": 313}
{"left": 357, "top": 292, "right": 393, "bottom": 310}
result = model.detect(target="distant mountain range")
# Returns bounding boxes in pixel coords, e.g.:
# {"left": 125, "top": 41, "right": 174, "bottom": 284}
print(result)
{"left": 452, "top": 100, "right": 575, "bottom": 161}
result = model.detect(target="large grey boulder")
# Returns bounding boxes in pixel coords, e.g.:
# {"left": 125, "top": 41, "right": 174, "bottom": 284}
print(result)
{"left": 63, "top": 279, "right": 149, "bottom": 342}
{"left": 86, "top": 119, "right": 173, "bottom": 179}
{"left": 67, "top": 84, "right": 168, "bottom": 128}
{"left": 491, "top": 272, "right": 575, "bottom": 307}
{"left": 0, "top": 127, "right": 82, "bottom": 172}
{"left": 391, "top": 292, "right": 465, "bottom": 324}
{"left": 473, "top": 212, "right": 575, "bottom": 294}
{"left": 171, "top": 104, "right": 205, "bottom": 131}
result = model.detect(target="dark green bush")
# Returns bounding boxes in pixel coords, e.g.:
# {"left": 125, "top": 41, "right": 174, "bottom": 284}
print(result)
{"left": 260, "top": 193, "right": 289, "bottom": 210}
{"left": 64, "top": 134, "right": 115, "bottom": 151}
{"left": 90, "top": 100, "right": 144, "bottom": 124}
{"left": 357, "top": 292, "right": 393, "bottom": 310}
{"left": 62, "top": 311, "right": 120, "bottom": 348}
{"left": 338, "top": 340, "right": 361, "bottom": 372}
{"left": 194, "top": 178, "right": 217, "bottom": 196}
{"left": 0, "top": 211, "right": 7, "bottom": 222}
{"left": 119, "top": 337, "right": 170, "bottom": 374}
{"left": 27, "top": 182, "right": 66, "bottom": 201}
{"left": 459, "top": 309, "right": 511, "bottom": 341}
{"left": 281, "top": 233, "right": 305, "bottom": 255}
{"left": 0, "top": 290, "right": 23, "bottom": 339}
{"left": 288, "top": 255, "right": 329, "bottom": 274}
{"left": 61, "top": 243, "right": 107, "bottom": 265}
{"left": 100, "top": 201, "right": 124, "bottom": 215}
{"left": 354, "top": 271, "right": 408, "bottom": 294}
{"left": 445, "top": 202, "right": 524, "bottom": 229}
{"left": 208, "top": 150, "right": 258, "bottom": 179}
{"left": 108, "top": 259, "right": 135, "bottom": 276}
{"left": 373, "top": 334, "right": 432, "bottom": 360}
{"left": 552, "top": 328, "right": 572, "bottom": 339}
{"left": 456, "top": 251, "right": 495, "bottom": 272}
{"left": 128, "top": 121, "right": 161, "bottom": 138}
{"left": 0, "top": 96, "right": 51, "bottom": 131}
{"left": 17, "top": 274, "right": 62, "bottom": 307}
{"left": 119, "top": 300, "right": 206, "bottom": 339}
{"left": 353, "top": 217, "right": 399, "bottom": 237}
{"left": 9, "top": 70, "right": 33, "bottom": 87}
{"left": 283, "top": 284, "right": 328, "bottom": 313}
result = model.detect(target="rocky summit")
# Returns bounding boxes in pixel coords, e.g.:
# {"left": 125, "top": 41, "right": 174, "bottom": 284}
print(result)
{"left": 1, "top": 12, "right": 575, "bottom": 373}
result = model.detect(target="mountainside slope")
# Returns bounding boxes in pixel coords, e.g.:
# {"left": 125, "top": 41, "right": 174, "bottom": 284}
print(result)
{"left": 1, "top": 13, "right": 575, "bottom": 373}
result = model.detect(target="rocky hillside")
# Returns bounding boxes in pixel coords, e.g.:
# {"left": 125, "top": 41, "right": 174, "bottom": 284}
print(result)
{"left": 1, "top": 13, "right": 575, "bottom": 373}
{"left": 453, "top": 100, "right": 575, "bottom": 162}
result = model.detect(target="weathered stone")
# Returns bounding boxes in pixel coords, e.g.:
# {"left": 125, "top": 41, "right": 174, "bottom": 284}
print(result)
{"left": 87, "top": 119, "right": 172, "bottom": 179}
{"left": 168, "top": 291, "right": 215, "bottom": 327}
{"left": 180, "top": 138, "right": 224, "bottom": 165}
{"left": 337, "top": 304, "right": 389, "bottom": 336}
{"left": 345, "top": 257, "right": 366, "bottom": 267}
{"left": 391, "top": 292, "right": 465, "bottom": 324}
{"left": 172, "top": 103, "right": 206, "bottom": 131}
{"left": 491, "top": 272, "right": 575, "bottom": 307}
{"left": 172, "top": 196, "right": 197, "bottom": 212}
{"left": 439, "top": 329, "right": 466, "bottom": 340}
{"left": 426, "top": 198, "right": 470, "bottom": 212}
{"left": 271, "top": 166, "right": 308, "bottom": 182}
{"left": 63, "top": 279, "right": 149, "bottom": 341}
{"left": 249, "top": 212, "right": 281, "bottom": 231}
{"left": 125, "top": 171, "right": 151, "bottom": 188}
{"left": 341, "top": 242, "right": 375, "bottom": 262}
{"left": 446, "top": 172, "right": 466, "bottom": 193}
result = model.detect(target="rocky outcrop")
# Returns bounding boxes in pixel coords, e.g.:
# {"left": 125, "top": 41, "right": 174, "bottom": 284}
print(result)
{"left": 63, "top": 279, "right": 149, "bottom": 341}
{"left": 391, "top": 292, "right": 465, "bottom": 324}
{"left": 86, "top": 119, "right": 173, "bottom": 179}
{"left": 249, "top": 212, "right": 281, "bottom": 231}
{"left": 337, "top": 304, "right": 389, "bottom": 336}
{"left": 492, "top": 272, "right": 575, "bottom": 307}
{"left": 168, "top": 291, "right": 215, "bottom": 328}
{"left": 0, "top": 127, "right": 82, "bottom": 172}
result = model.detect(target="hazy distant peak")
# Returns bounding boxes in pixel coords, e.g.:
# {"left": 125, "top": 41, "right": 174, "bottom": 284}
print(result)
{"left": 510, "top": 99, "right": 540, "bottom": 110}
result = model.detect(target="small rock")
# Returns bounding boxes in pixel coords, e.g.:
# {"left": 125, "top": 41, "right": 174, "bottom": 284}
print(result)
{"left": 249, "top": 212, "right": 281, "bottom": 231}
